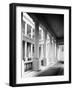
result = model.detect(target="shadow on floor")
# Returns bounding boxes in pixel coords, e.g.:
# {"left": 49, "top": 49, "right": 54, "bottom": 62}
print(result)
{"left": 36, "top": 63, "right": 64, "bottom": 77}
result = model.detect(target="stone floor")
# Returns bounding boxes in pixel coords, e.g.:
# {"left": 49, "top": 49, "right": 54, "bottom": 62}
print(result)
{"left": 22, "top": 61, "right": 64, "bottom": 78}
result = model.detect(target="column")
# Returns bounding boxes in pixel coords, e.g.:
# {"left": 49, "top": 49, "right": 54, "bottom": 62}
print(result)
{"left": 49, "top": 35, "right": 52, "bottom": 64}
{"left": 54, "top": 42, "right": 56, "bottom": 58}
{"left": 41, "top": 30, "right": 43, "bottom": 40}
{"left": 31, "top": 44, "right": 33, "bottom": 59}
{"left": 25, "top": 23, "right": 27, "bottom": 36}
{"left": 55, "top": 42, "right": 57, "bottom": 63}
{"left": 56, "top": 44, "right": 59, "bottom": 61}
{"left": 33, "top": 21, "right": 40, "bottom": 71}
{"left": 22, "top": 42, "right": 25, "bottom": 77}
{"left": 25, "top": 41, "right": 27, "bottom": 61}
{"left": 52, "top": 40, "right": 55, "bottom": 63}
{"left": 31, "top": 28, "right": 33, "bottom": 38}
{"left": 23, "top": 42, "right": 25, "bottom": 60}
{"left": 43, "top": 30, "right": 47, "bottom": 66}
{"left": 41, "top": 44, "right": 43, "bottom": 58}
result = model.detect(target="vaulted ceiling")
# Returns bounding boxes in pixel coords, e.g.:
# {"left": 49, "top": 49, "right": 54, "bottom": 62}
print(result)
{"left": 28, "top": 13, "right": 64, "bottom": 43}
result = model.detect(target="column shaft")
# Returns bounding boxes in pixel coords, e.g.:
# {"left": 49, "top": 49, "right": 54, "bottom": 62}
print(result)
{"left": 43, "top": 30, "right": 47, "bottom": 66}
{"left": 25, "top": 23, "right": 27, "bottom": 36}
{"left": 25, "top": 42, "right": 27, "bottom": 61}
{"left": 55, "top": 42, "right": 57, "bottom": 63}
{"left": 31, "top": 28, "right": 33, "bottom": 38}
{"left": 33, "top": 21, "right": 40, "bottom": 71}
{"left": 31, "top": 44, "right": 33, "bottom": 58}
{"left": 41, "top": 45, "right": 43, "bottom": 58}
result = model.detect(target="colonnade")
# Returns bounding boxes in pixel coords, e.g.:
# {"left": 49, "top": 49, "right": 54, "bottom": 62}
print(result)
{"left": 22, "top": 12, "right": 58, "bottom": 72}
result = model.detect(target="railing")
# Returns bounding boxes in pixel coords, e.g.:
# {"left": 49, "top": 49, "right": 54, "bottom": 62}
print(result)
{"left": 23, "top": 58, "right": 33, "bottom": 71}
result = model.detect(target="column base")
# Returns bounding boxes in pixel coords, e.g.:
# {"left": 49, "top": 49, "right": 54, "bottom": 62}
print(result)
{"left": 43, "top": 58, "right": 47, "bottom": 66}
{"left": 49, "top": 58, "right": 57, "bottom": 65}
{"left": 32, "top": 58, "right": 40, "bottom": 71}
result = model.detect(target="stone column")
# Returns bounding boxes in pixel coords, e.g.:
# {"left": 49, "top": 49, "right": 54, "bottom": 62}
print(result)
{"left": 23, "top": 42, "right": 25, "bottom": 60}
{"left": 55, "top": 42, "right": 56, "bottom": 57}
{"left": 31, "top": 44, "right": 33, "bottom": 59}
{"left": 52, "top": 40, "right": 55, "bottom": 63}
{"left": 56, "top": 44, "right": 59, "bottom": 61}
{"left": 22, "top": 42, "right": 25, "bottom": 77}
{"left": 25, "top": 23, "right": 27, "bottom": 36}
{"left": 49, "top": 35, "right": 52, "bottom": 64}
{"left": 31, "top": 28, "right": 33, "bottom": 38}
{"left": 41, "top": 44, "right": 43, "bottom": 58}
{"left": 25, "top": 22, "right": 27, "bottom": 61}
{"left": 43, "top": 30, "right": 47, "bottom": 66}
{"left": 25, "top": 42, "right": 27, "bottom": 61}
{"left": 33, "top": 21, "right": 40, "bottom": 71}
{"left": 55, "top": 42, "right": 57, "bottom": 63}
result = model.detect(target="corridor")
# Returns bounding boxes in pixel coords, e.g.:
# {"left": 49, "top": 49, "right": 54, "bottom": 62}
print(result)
{"left": 21, "top": 12, "right": 64, "bottom": 78}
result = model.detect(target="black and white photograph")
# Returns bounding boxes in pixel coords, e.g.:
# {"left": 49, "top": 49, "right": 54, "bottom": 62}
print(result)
{"left": 21, "top": 12, "right": 64, "bottom": 77}
{"left": 10, "top": 3, "right": 71, "bottom": 87}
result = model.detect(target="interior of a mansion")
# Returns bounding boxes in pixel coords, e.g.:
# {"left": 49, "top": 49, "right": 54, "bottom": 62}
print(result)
{"left": 21, "top": 12, "right": 64, "bottom": 77}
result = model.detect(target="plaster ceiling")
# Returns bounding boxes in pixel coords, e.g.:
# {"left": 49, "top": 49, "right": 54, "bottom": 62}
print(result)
{"left": 28, "top": 13, "right": 64, "bottom": 42}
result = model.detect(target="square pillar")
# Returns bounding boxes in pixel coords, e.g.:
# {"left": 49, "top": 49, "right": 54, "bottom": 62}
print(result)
{"left": 41, "top": 44, "right": 43, "bottom": 58}
{"left": 49, "top": 35, "right": 53, "bottom": 64}
{"left": 31, "top": 28, "right": 33, "bottom": 38}
{"left": 52, "top": 41, "right": 55, "bottom": 63}
{"left": 55, "top": 42, "right": 57, "bottom": 63}
{"left": 56, "top": 44, "right": 58, "bottom": 60}
{"left": 31, "top": 44, "right": 33, "bottom": 58}
{"left": 25, "top": 23, "right": 27, "bottom": 36}
{"left": 43, "top": 30, "right": 47, "bottom": 66}
{"left": 25, "top": 42, "right": 27, "bottom": 61}
{"left": 33, "top": 21, "right": 40, "bottom": 71}
{"left": 50, "top": 38, "right": 57, "bottom": 64}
